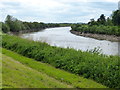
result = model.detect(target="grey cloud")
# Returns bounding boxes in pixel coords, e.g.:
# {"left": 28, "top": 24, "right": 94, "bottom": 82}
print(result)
{"left": 0, "top": 0, "right": 118, "bottom": 23}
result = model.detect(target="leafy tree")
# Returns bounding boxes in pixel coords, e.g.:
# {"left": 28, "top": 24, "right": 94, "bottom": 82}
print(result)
{"left": 3, "top": 15, "right": 72, "bottom": 33}
{"left": 5, "top": 15, "right": 13, "bottom": 31}
{"left": 112, "top": 10, "right": 120, "bottom": 25}
{"left": 2, "top": 23, "right": 10, "bottom": 33}
{"left": 5, "top": 15, "right": 26, "bottom": 32}
{"left": 88, "top": 19, "right": 98, "bottom": 26}
{"left": 106, "top": 17, "right": 113, "bottom": 26}
{"left": 97, "top": 14, "right": 106, "bottom": 25}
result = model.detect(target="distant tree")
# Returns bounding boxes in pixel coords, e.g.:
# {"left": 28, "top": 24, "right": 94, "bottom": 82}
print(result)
{"left": 5, "top": 15, "right": 13, "bottom": 31}
{"left": 4, "top": 15, "right": 70, "bottom": 33}
{"left": 23, "top": 22, "right": 30, "bottom": 30}
{"left": 13, "top": 20, "right": 22, "bottom": 32}
{"left": 97, "top": 14, "right": 106, "bottom": 25}
{"left": 88, "top": 19, "right": 98, "bottom": 25}
{"left": 2, "top": 23, "right": 10, "bottom": 33}
{"left": 5, "top": 15, "right": 25, "bottom": 32}
{"left": 112, "top": 10, "right": 120, "bottom": 25}
{"left": 106, "top": 17, "right": 113, "bottom": 26}
{"left": 5, "top": 15, "right": 13, "bottom": 24}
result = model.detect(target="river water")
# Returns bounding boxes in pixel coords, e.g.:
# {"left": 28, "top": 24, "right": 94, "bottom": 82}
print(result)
{"left": 20, "top": 27, "right": 119, "bottom": 56}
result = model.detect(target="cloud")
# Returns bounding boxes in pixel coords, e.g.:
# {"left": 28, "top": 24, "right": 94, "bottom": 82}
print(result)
{"left": 0, "top": 0, "right": 119, "bottom": 23}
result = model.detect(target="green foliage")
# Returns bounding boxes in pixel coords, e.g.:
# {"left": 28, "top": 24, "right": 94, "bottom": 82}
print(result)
{"left": 97, "top": 14, "right": 106, "bottom": 25}
{"left": 82, "top": 10, "right": 120, "bottom": 36}
{"left": 88, "top": 19, "right": 98, "bottom": 26}
{"left": 2, "top": 35, "right": 120, "bottom": 88}
{"left": 5, "top": 15, "right": 25, "bottom": 32}
{"left": 88, "top": 11, "right": 120, "bottom": 26}
{"left": 106, "top": 17, "right": 113, "bottom": 26}
{"left": 2, "top": 48, "right": 106, "bottom": 88}
{"left": 112, "top": 10, "right": 120, "bottom": 25}
{"left": 0, "top": 22, "right": 2, "bottom": 31}
{"left": 2, "top": 54, "right": 72, "bottom": 88}
{"left": 2, "top": 23, "right": 10, "bottom": 33}
{"left": 72, "top": 25, "right": 120, "bottom": 36}
{"left": 22, "top": 22, "right": 46, "bottom": 30}
{"left": 2, "top": 15, "right": 71, "bottom": 33}
{"left": 88, "top": 14, "right": 107, "bottom": 26}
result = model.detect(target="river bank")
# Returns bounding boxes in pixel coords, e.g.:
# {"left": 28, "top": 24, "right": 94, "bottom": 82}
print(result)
{"left": 10, "top": 26, "right": 70, "bottom": 35}
{"left": 70, "top": 30, "right": 120, "bottom": 42}
{"left": 2, "top": 34, "right": 119, "bottom": 88}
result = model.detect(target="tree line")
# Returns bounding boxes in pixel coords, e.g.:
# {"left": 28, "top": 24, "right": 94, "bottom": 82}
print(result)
{"left": 1, "top": 15, "right": 71, "bottom": 33}
{"left": 88, "top": 10, "right": 120, "bottom": 26}
{"left": 71, "top": 10, "right": 120, "bottom": 36}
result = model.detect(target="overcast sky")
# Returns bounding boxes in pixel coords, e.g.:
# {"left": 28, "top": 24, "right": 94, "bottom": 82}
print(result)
{"left": 0, "top": 0, "right": 119, "bottom": 23}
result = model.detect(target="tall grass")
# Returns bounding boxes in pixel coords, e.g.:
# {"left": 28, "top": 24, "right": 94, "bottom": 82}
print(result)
{"left": 2, "top": 35, "right": 120, "bottom": 88}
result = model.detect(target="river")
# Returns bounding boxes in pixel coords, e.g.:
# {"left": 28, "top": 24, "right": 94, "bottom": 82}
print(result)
{"left": 20, "top": 27, "right": 119, "bottom": 56}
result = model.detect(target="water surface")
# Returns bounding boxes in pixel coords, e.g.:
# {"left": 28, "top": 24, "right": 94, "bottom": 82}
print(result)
{"left": 20, "top": 27, "right": 119, "bottom": 56}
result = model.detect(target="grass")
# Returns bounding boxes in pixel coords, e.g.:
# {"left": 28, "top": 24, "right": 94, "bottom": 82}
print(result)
{"left": 2, "top": 52, "right": 72, "bottom": 88}
{"left": 2, "top": 48, "right": 107, "bottom": 88}
{"left": 2, "top": 35, "right": 119, "bottom": 88}
{"left": 0, "top": 52, "right": 2, "bottom": 89}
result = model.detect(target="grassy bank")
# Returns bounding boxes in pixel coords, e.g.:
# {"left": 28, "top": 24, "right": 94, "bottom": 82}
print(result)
{"left": 2, "top": 48, "right": 107, "bottom": 88}
{"left": 2, "top": 35, "right": 119, "bottom": 88}
{"left": 71, "top": 25, "right": 120, "bottom": 36}
{"left": 2, "top": 54, "right": 71, "bottom": 88}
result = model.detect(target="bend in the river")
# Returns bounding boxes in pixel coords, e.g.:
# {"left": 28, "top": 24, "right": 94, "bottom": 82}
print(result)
{"left": 20, "top": 27, "right": 119, "bottom": 56}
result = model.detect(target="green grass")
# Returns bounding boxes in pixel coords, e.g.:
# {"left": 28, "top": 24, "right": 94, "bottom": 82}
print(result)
{"left": 2, "top": 54, "right": 72, "bottom": 88}
{"left": 2, "top": 35, "right": 119, "bottom": 88}
{"left": 2, "top": 48, "right": 107, "bottom": 88}
{"left": 0, "top": 52, "right": 2, "bottom": 89}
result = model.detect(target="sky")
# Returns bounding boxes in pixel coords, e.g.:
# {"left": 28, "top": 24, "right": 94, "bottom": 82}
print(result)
{"left": 0, "top": 0, "right": 119, "bottom": 23}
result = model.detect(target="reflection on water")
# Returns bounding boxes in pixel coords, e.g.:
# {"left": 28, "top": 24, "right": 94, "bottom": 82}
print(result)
{"left": 20, "top": 27, "right": 119, "bottom": 56}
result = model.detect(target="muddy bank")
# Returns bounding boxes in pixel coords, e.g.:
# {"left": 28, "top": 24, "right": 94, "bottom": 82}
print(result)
{"left": 70, "top": 30, "right": 120, "bottom": 42}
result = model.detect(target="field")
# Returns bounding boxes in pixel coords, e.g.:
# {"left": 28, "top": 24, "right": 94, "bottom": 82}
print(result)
{"left": 2, "top": 48, "right": 106, "bottom": 88}
{"left": 2, "top": 35, "right": 119, "bottom": 88}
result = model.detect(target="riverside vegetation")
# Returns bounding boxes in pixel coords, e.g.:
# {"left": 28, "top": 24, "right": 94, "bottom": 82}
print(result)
{"left": 1, "top": 9, "right": 120, "bottom": 88}
{"left": 2, "top": 48, "right": 106, "bottom": 88}
{"left": 1, "top": 15, "right": 72, "bottom": 33}
{"left": 71, "top": 10, "right": 120, "bottom": 37}
{"left": 2, "top": 34, "right": 119, "bottom": 88}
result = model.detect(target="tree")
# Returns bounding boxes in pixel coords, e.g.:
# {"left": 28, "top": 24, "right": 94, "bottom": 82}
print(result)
{"left": 5, "top": 15, "right": 13, "bottom": 31}
{"left": 5, "top": 15, "right": 26, "bottom": 32}
{"left": 88, "top": 19, "right": 98, "bottom": 26}
{"left": 97, "top": 14, "right": 106, "bottom": 25}
{"left": 2, "top": 23, "right": 10, "bottom": 33}
{"left": 112, "top": 10, "right": 120, "bottom": 25}
{"left": 106, "top": 17, "right": 113, "bottom": 26}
